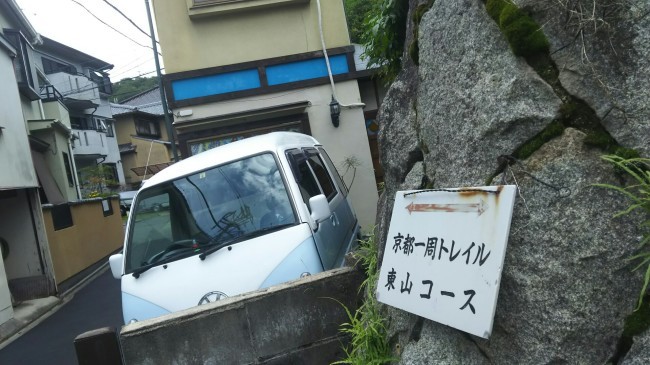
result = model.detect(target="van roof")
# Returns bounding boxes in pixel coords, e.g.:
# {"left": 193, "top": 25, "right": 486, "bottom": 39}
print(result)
{"left": 141, "top": 132, "right": 320, "bottom": 188}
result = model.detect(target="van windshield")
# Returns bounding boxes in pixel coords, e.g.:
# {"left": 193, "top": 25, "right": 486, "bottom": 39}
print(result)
{"left": 124, "top": 153, "right": 296, "bottom": 273}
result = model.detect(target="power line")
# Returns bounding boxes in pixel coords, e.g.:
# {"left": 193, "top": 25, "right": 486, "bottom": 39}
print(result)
{"left": 68, "top": 0, "right": 161, "bottom": 56}
{"left": 111, "top": 58, "right": 155, "bottom": 78}
{"left": 101, "top": 0, "right": 160, "bottom": 46}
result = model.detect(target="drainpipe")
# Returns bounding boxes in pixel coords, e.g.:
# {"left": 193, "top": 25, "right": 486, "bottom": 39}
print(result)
{"left": 68, "top": 138, "right": 82, "bottom": 200}
{"left": 315, "top": 0, "right": 365, "bottom": 110}
{"left": 38, "top": 100, "right": 45, "bottom": 119}
{"left": 145, "top": 0, "right": 179, "bottom": 162}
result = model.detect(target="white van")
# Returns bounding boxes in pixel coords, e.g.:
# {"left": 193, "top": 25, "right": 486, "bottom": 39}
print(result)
{"left": 109, "top": 132, "right": 360, "bottom": 323}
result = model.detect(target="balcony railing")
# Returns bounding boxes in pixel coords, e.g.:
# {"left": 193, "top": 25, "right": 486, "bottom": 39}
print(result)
{"left": 40, "top": 85, "right": 64, "bottom": 104}
{"left": 71, "top": 129, "right": 109, "bottom": 158}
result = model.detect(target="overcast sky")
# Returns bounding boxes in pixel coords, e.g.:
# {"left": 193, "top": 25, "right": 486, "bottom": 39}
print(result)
{"left": 16, "top": 0, "right": 162, "bottom": 82}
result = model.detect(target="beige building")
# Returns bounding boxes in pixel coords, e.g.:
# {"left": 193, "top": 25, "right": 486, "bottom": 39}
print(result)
{"left": 151, "top": 0, "right": 382, "bottom": 231}
{"left": 111, "top": 87, "right": 175, "bottom": 190}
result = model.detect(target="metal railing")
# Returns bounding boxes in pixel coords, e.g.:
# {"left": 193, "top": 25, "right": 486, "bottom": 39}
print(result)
{"left": 40, "top": 84, "right": 65, "bottom": 103}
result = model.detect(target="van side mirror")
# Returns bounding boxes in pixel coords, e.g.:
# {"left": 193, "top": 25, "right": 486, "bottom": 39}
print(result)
{"left": 109, "top": 254, "right": 124, "bottom": 279}
{"left": 309, "top": 194, "right": 331, "bottom": 224}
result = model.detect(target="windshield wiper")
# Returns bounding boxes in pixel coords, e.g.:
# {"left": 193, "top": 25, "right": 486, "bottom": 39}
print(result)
{"left": 131, "top": 256, "right": 173, "bottom": 278}
{"left": 131, "top": 247, "right": 198, "bottom": 278}
{"left": 199, "top": 223, "right": 295, "bottom": 260}
{"left": 198, "top": 234, "right": 247, "bottom": 260}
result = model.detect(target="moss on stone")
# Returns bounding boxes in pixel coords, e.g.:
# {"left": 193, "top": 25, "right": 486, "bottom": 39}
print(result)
{"left": 409, "top": 40, "right": 420, "bottom": 65}
{"left": 485, "top": 0, "right": 506, "bottom": 22}
{"left": 413, "top": 1, "right": 434, "bottom": 25}
{"left": 512, "top": 119, "right": 566, "bottom": 160}
{"left": 584, "top": 131, "right": 616, "bottom": 149}
{"left": 485, "top": 0, "right": 549, "bottom": 57}
{"left": 613, "top": 147, "right": 641, "bottom": 160}
{"left": 614, "top": 297, "right": 650, "bottom": 362}
{"left": 409, "top": 1, "right": 434, "bottom": 66}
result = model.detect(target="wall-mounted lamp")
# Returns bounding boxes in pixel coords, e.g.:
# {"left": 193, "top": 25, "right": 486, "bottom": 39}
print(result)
{"left": 329, "top": 96, "right": 341, "bottom": 128}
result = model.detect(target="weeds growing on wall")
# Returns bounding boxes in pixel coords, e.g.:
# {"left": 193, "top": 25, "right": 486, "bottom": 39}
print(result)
{"left": 334, "top": 233, "right": 394, "bottom": 365}
{"left": 595, "top": 155, "right": 650, "bottom": 308}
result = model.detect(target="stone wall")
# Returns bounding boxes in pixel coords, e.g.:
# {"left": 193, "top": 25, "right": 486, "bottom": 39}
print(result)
{"left": 118, "top": 267, "right": 364, "bottom": 364}
{"left": 375, "top": 0, "right": 649, "bottom": 363}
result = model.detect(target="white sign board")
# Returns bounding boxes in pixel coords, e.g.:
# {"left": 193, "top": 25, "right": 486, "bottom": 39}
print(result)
{"left": 377, "top": 185, "right": 516, "bottom": 338}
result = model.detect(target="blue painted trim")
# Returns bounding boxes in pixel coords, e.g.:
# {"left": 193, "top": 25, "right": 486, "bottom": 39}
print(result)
{"left": 170, "top": 54, "right": 350, "bottom": 102}
{"left": 172, "top": 68, "right": 261, "bottom": 101}
{"left": 260, "top": 237, "right": 323, "bottom": 289}
{"left": 266, "top": 54, "right": 349, "bottom": 86}
{"left": 121, "top": 292, "right": 171, "bottom": 323}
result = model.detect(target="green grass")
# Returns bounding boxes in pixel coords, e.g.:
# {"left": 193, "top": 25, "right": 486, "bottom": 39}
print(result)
{"left": 595, "top": 155, "right": 650, "bottom": 309}
{"left": 333, "top": 233, "right": 395, "bottom": 365}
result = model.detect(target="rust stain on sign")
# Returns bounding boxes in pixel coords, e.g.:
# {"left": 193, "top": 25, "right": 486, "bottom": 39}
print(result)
{"left": 406, "top": 199, "right": 487, "bottom": 215}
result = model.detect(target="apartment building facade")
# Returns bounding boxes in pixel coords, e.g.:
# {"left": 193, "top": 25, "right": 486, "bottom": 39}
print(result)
{"left": 151, "top": 0, "right": 380, "bottom": 230}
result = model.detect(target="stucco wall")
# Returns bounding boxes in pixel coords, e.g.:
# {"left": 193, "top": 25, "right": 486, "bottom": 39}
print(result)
{"left": 0, "top": 190, "right": 44, "bottom": 280}
{"left": 0, "top": 41, "right": 38, "bottom": 189}
{"left": 119, "top": 266, "right": 363, "bottom": 364}
{"left": 152, "top": 0, "right": 351, "bottom": 73}
{"left": 43, "top": 198, "right": 123, "bottom": 284}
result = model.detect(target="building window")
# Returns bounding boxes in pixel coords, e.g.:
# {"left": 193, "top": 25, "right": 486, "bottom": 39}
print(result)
{"left": 42, "top": 57, "right": 77, "bottom": 75}
{"left": 105, "top": 120, "right": 114, "bottom": 137}
{"left": 90, "top": 71, "right": 112, "bottom": 95}
{"left": 187, "top": 0, "right": 308, "bottom": 18}
{"left": 70, "top": 116, "right": 97, "bottom": 130}
{"left": 186, "top": 116, "right": 306, "bottom": 156}
{"left": 135, "top": 119, "right": 160, "bottom": 138}
{"left": 62, "top": 152, "right": 75, "bottom": 187}
{"left": 3, "top": 29, "right": 39, "bottom": 100}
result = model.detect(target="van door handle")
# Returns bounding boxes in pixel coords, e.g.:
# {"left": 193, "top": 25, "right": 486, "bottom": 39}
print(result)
{"left": 330, "top": 213, "right": 339, "bottom": 226}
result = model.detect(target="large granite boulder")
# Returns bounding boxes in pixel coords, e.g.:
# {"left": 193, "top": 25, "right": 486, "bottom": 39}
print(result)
{"left": 515, "top": 0, "right": 650, "bottom": 156}
{"left": 622, "top": 329, "right": 650, "bottom": 365}
{"left": 417, "top": 0, "right": 560, "bottom": 189}
{"left": 374, "top": 0, "right": 648, "bottom": 363}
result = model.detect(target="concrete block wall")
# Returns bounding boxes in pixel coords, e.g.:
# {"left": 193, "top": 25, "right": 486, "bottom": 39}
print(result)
{"left": 119, "top": 267, "right": 364, "bottom": 364}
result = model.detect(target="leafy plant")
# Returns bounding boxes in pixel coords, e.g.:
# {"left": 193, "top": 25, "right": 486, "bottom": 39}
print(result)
{"left": 595, "top": 155, "right": 650, "bottom": 308}
{"left": 334, "top": 233, "right": 395, "bottom": 365}
{"left": 344, "top": 0, "right": 381, "bottom": 43}
{"left": 341, "top": 155, "right": 361, "bottom": 191}
{"left": 360, "top": 0, "right": 410, "bottom": 83}
{"left": 80, "top": 164, "right": 118, "bottom": 198}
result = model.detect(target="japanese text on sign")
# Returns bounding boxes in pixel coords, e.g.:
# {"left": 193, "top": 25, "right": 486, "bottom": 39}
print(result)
{"left": 376, "top": 186, "right": 516, "bottom": 339}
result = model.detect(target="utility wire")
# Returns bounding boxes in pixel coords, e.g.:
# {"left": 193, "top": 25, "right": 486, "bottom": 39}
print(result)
{"left": 111, "top": 58, "right": 155, "bottom": 78}
{"left": 101, "top": 0, "right": 160, "bottom": 46}
{"left": 68, "top": 0, "right": 161, "bottom": 56}
{"left": 57, "top": 68, "right": 164, "bottom": 97}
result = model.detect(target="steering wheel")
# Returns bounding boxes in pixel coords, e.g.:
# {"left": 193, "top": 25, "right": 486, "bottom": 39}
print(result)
{"left": 147, "top": 239, "right": 198, "bottom": 265}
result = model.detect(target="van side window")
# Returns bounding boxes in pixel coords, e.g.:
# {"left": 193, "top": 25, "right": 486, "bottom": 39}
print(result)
{"left": 287, "top": 148, "right": 338, "bottom": 204}
{"left": 287, "top": 149, "right": 322, "bottom": 205}
{"left": 304, "top": 149, "right": 336, "bottom": 201}
{"left": 317, "top": 147, "right": 348, "bottom": 197}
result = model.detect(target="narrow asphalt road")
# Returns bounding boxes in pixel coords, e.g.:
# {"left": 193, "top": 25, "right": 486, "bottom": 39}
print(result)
{"left": 0, "top": 268, "right": 123, "bottom": 365}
